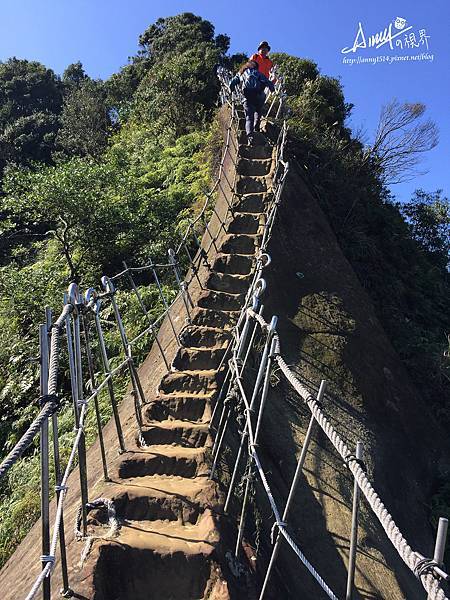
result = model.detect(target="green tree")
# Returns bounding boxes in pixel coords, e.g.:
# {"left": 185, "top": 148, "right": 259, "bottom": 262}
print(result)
{"left": 62, "top": 61, "right": 89, "bottom": 89}
{"left": 0, "top": 58, "right": 63, "bottom": 170}
{"left": 55, "top": 79, "right": 111, "bottom": 157}
{"left": 138, "top": 13, "right": 226, "bottom": 62}
{"left": 0, "top": 112, "right": 60, "bottom": 168}
{"left": 400, "top": 189, "right": 450, "bottom": 268}
{"left": 0, "top": 58, "right": 62, "bottom": 125}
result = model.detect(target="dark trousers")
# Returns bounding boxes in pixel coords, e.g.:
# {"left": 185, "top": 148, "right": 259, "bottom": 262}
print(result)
{"left": 243, "top": 90, "right": 265, "bottom": 136}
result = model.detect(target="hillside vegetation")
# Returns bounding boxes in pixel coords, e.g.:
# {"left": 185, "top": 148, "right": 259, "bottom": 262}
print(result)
{"left": 0, "top": 12, "right": 448, "bottom": 567}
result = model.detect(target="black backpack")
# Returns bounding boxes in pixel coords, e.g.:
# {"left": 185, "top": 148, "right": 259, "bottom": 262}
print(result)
{"left": 241, "top": 68, "right": 263, "bottom": 92}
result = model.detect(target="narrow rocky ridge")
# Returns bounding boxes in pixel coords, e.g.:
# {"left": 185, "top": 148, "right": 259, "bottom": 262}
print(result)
{"left": 76, "top": 113, "right": 276, "bottom": 600}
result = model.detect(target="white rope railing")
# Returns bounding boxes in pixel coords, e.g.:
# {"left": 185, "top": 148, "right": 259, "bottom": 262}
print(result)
{"left": 214, "top": 276, "right": 450, "bottom": 599}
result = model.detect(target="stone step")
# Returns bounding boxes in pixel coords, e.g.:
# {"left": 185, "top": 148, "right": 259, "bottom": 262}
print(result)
{"left": 237, "top": 130, "right": 267, "bottom": 146}
{"left": 232, "top": 193, "right": 267, "bottom": 214}
{"left": 140, "top": 421, "right": 211, "bottom": 448}
{"left": 89, "top": 511, "right": 228, "bottom": 600}
{"left": 206, "top": 271, "right": 250, "bottom": 295}
{"left": 235, "top": 175, "right": 268, "bottom": 195}
{"left": 237, "top": 157, "right": 272, "bottom": 176}
{"left": 179, "top": 325, "right": 231, "bottom": 349}
{"left": 228, "top": 213, "right": 261, "bottom": 235}
{"left": 197, "top": 289, "right": 244, "bottom": 312}
{"left": 98, "top": 475, "right": 220, "bottom": 524}
{"left": 143, "top": 396, "right": 211, "bottom": 423}
{"left": 213, "top": 253, "right": 253, "bottom": 276}
{"left": 220, "top": 234, "right": 257, "bottom": 255}
{"left": 190, "top": 307, "right": 240, "bottom": 330}
{"left": 159, "top": 370, "right": 218, "bottom": 396}
{"left": 238, "top": 144, "right": 272, "bottom": 160}
{"left": 118, "top": 446, "right": 208, "bottom": 478}
{"left": 172, "top": 346, "right": 226, "bottom": 371}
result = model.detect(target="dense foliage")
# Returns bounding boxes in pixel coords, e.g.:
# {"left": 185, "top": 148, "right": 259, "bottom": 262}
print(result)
{"left": 0, "top": 12, "right": 232, "bottom": 566}
{"left": 271, "top": 52, "right": 449, "bottom": 419}
{"left": 0, "top": 13, "right": 448, "bottom": 567}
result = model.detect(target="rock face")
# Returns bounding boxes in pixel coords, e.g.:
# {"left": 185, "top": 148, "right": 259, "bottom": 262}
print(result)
{"left": 0, "top": 106, "right": 277, "bottom": 599}
{"left": 1, "top": 106, "right": 448, "bottom": 600}
{"left": 248, "top": 153, "right": 450, "bottom": 598}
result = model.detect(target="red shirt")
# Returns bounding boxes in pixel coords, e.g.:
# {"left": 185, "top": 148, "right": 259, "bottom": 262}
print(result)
{"left": 250, "top": 53, "right": 274, "bottom": 79}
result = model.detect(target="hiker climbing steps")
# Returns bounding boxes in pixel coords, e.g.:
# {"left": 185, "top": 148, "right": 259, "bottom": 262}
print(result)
{"left": 74, "top": 109, "right": 276, "bottom": 599}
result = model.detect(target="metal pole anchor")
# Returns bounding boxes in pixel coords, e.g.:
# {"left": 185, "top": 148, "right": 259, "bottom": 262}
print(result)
{"left": 86, "top": 288, "right": 126, "bottom": 453}
{"left": 168, "top": 249, "right": 193, "bottom": 324}
{"left": 39, "top": 324, "right": 51, "bottom": 600}
{"left": 224, "top": 315, "right": 277, "bottom": 514}
{"left": 45, "top": 308, "right": 71, "bottom": 596}
{"left": 427, "top": 518, "right": 449, "bottom": 600}
{"left": 101, "top": 276, "right": 145, "bottom": 431}
{"left": 259, "top": 380, "right": 328, "bottom": 600}
{"left": 81, "top": 309, "right": 109, "bottom": 481}
{"left": 346, "top": 441, "right": 364, "bottom": 600}
{"left": 67, "top": 283, "right": 90, "bottom": 538}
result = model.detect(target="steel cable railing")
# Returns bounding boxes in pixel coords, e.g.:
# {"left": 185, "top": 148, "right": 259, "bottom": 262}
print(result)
{"left": 210, "top": 161, "right": 450, "bottom": 600}
{"left": 1, "top": 61, "right": 441, "bottom": 600}
{"left": 0, "top": 69, "right": 288, "bottom": 599}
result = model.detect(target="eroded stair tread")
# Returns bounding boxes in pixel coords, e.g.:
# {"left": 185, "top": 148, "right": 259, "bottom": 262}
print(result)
{"left": 95, "top": 514, "right": 218, "bottom": 554}
{"left": 140, "top": 421, "right": 211, "bottom": 448}
{"left": 98, "top": 475, "right": 219, "bottom": 525}
{"left": 235, "top": 176, "right": 268, "bottom": 195}
{"left": 206, "top": 272, "right": 251, "bottom": 295}
{"left": 117, "top": 445, "right": 209, "bottom": 478}
{"left": 179, "top": 325, "right": 231, "bottom": 349}
{"left": 159, "top": 370, "right": 219, "bottom": 396}
{"left": 172, "top": 347, "right": 226, "bottom": 371}
{"left": 85, "top": 119, "right": 275, "bottom": 600}
{"left": 237, "top": 157, "right": 272, "bottom": 176}
{"left": 144, "top": 396, "right": 212, "bottom": 423}
{"left": 219, "top": 234, "right": 258, "bottom": 255}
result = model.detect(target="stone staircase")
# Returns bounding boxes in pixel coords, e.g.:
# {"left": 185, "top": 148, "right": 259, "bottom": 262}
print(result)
{"left": 84, "top": 116, "right": 275, "bottom": 600}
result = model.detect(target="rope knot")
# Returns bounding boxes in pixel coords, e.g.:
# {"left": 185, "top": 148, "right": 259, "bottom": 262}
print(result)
{"left": 344, "top": 453, "right": 367, "bottom": 473}
{"left": 39, "top": 393, "right": 59, "bottom": 407}
{"left": 270, "top": 520, "right": 287, "bottom": 544}
{"left": 414, "top": 557, "right": 441, "bottom": 581}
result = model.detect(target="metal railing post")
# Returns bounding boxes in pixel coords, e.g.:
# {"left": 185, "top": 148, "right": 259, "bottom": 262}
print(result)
{"left": 259, "top": 380, "right": 328, "bottom": 599}
{"left": 121, "top": 263, "right": 170, "bottom": 370}
{"left": 346, "top": 441, "right": 363, "bottom": 600}
{"left": 45, "top": 308, "right": 71, "bottom": 596}
{"left": 235, "top": 460, "right": 253, "bottom": 557}
{"left": 254, "top": 336, "right": 278, "bottom": 444}
{"left": 39, "top": 323, "right": 51, "bottom": 600}
{"left": 101, "top": 277, "right": 144, "bottom": 431}
{"left": 148, "top": 259, "right": 179, "bottom": 345}
{"left": 89, "top": 293, "right": 126, "bottom": 453}
{"left": 68, "top": 284, "right": 89, "bottom": 538}
{"left": 427, "top": 518, "right": 448, "bottom": 600}
{"left": 82, "top": 310, "right": 109, "bottom": 481}
{"left": 224, "top": 315, "right": 277, "bottom": 513}
{"left": 168, "top": 249, "right": 192, "bottom": 324}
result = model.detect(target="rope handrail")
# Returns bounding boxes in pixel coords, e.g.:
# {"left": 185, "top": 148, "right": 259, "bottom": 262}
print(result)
{"left": 0, "top": 67, "right": 289, "bottom": 600}
{"left": 2, "top": 61, "right": 439, "bottom": 600}
{"left": 0, "top": 303, "right": 73, "bottom": 482}
{"left": 219, "top": 300, "right": 450, "bottom": 600}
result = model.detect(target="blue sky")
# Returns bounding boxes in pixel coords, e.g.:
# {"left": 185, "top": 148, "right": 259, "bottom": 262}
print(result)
{"left": 1, "top": 0, "right": 449, "bottom": 202}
